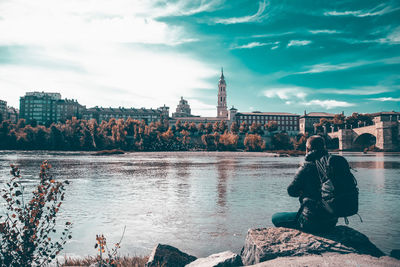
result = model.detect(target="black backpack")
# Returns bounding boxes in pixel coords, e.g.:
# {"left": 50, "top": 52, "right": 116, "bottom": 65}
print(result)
{"left": 315, "top": 154, "right": 359, "bottom": 218}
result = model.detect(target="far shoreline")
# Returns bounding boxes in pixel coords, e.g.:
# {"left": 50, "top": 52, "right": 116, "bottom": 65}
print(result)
{"left": 1, "top": 149, "right": 399, "bottom": 156}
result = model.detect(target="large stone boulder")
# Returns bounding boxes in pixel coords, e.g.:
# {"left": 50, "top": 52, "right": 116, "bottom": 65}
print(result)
{"left": 186, "top": 251, "right": 243, "bottom": 267}
{"left": 252, "top": 253, "right": 400, "bottom": 267}
{"left": 146, "top": 244, "right": 197, "bottom": 267}
{"left": 241, "top": 226, "right": 385, "bottom": 265}
{"left": 391, "top": 249, "right": 400, "bottom": 260}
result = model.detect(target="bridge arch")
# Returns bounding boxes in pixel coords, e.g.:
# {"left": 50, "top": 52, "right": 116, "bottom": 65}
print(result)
{"left": 353, "top": 133, "right": 377, "bottom": 151}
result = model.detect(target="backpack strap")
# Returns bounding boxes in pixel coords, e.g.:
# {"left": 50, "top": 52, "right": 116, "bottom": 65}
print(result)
{"left": 315, "top": 155, "right": 329, "bottom": 182}
{"left": 315, "top": 155, "right": 335, "bottom": 215}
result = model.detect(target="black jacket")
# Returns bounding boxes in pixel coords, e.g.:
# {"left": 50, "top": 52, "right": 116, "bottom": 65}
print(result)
{"left": 288, "top": 150, "right": 338, "bottom": 229}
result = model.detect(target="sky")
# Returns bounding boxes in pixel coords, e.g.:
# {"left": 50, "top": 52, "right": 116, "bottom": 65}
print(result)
{"left": 0, "top": 0, "right": 399, "bottom": 117}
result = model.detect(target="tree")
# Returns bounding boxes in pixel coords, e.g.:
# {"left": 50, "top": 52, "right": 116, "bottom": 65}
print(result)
{"left": 230, "top": 122, "right": 239, "bottom": 134}
{"left": 239, "top": 122, "right": 248, "bottom": 134}
{"left": 205, "top": 123, "right": 213, "bottom": 134}
{"left": 266, "top": 121, "right": 278, "bottom": 133}
{"left": 272, "top": 132, "right": 293, "bottom": 150}
{"left": 0, "top": 162, "right": 72, "bottom": 266}
{"left": 244, "top": 134, "right": 265, "bottom": 151}
{"left": 218, "top": 121, "right": 227, "bottom": 133}
{"left": 293, "top": 133, "right": 307, "bottom": 151}
{"left": 197, "top": 123, "right": 205, "bottom": 134}
{"left": 188, "top": 122, "right": 198, "bottom": 135}
{"left": 175, "top": 120, "right": 182, "bottom": 132}
{"left": 29, "top": 119, "right": 38, "bottom": 128}
{"left": 212, "top": 121, "right": 219, "bottom": 133}
{"left": 249, "top": 122, "right": 264, "bottom": 135}
{"left": 218, "top": 132, "right": 239, "bottom": 151}
{"left": 201, "top": 134, "right": 217, "bottom": 150}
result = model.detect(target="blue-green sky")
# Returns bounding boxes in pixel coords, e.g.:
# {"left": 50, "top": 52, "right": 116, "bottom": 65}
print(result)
{"left": 0, "top": 0, "right": 399, "bottom": 116}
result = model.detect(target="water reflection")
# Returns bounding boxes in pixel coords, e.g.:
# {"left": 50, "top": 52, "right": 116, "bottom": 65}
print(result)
{"left": 351, "top": 161, "right": 400, "bottom": 169}
{"left": 175, "top": 160, "right": 191, "bottom": 199}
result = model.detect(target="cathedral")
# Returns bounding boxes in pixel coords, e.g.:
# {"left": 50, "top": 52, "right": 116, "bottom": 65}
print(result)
{"left": 169, "top": 68, "right": 236, "bottom": 125}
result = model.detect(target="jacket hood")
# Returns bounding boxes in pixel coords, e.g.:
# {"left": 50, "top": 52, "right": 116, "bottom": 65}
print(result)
{"left": 305, "top": 150, "right": 328, "bottom": 162}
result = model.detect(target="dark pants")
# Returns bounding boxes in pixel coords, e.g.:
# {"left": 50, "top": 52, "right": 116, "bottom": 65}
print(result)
{"left": 271, "top": 212, "right": 298, "bottom": 229}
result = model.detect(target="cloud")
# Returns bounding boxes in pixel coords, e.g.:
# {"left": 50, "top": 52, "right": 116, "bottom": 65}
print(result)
{"left": 231, "top": 41, "right": 278, "bottom": 49}
{"left": 252, "top": 32, "right": 294, "bottom": 38}
{"left": 287, "top": 40, "right": 311, "bottom": 47}
{"left": 154, "top": 0, "right": 224, "bottom": 17}
{"left": 303, "top": 100, "right": 355, "bottom": 109}
{"left": 319, "top": 86, "right": 393, "bottom": 95}
{"left": 324, "top": 3, "right": 400, "bottom": 17}
{"left": 0, "top": 0, "right": 201, "bottom": 46}
{"left": 309, "top": 29, "right": 340, "bottom": 34}
{"left": 297, "top": 62, "right": 365, "bottom": 74}
{"left": 296, "top": 57, "right": 400, "bottom": 74}
{"left": 214, "top": 1, "right": 268, "bottom": 24}
{"left": 263, "top": 87, "right": 307, "bottom": 100}
{"left": 369, "top": 97, "right": 400, "bottom": 102}
{"left": 375, "top": 26, "right": 400, "bottom": 45}
{"left": 0, "top": 44, "right": 218, "bottom": 115}
{"left": 271, "top": 45, "right": 279, "bottom": 50}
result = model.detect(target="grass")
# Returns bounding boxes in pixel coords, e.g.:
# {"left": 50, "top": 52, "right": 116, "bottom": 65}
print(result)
{"left": 62, "top": 255, "right": 149, "bottom": 267}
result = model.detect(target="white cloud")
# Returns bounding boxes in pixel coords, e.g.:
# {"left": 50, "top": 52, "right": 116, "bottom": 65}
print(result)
{"left": 0, "top": 44, "right": 218, "bottom": 116}
{"left": 0, "top": 0, "right": 210, "bottom": 46}
{"left": 287, "top": 40, "right": 311, "bottom": 47}
{"left": 309, "top": 29, "right": 340, "bottom": 34}
{"left": 324, "top": 4, "right": 400, "bottom": 17}
{"left": 0, "top": 0, "right": 226, "bottom": 116}
{"left": 263, "top": 87, "right": 307, "bottom": 100}
{"left": 369, "top": 97, "right": 400, "bottom": 102}
{"left": 252, "top": 32, "right": 293, "bottom": 38}
{"left": 296, "top": 57, "right": 400, "bottom": 74}
{"left": 319, "top": 86, "right": 393, "bottom": 95}
{"left": 214, "top": 1, "right": 268, "bottom": 24}
{"left": 158, "top": 0, "right": 224, "bottom": 17}
{"left": 232, "top": 41, "right": 273, "bottom": 49}
{"left": 297, "top": 62, "right": 365, "bottom": 74}
{"left": 271, "top": 45, "right": 279, "bottom": 50}
{"left": 377, "top": 26, "right": 400, "bottom": 45}
{"left": 303, "top": 100, "right": 355, "bottom": 109}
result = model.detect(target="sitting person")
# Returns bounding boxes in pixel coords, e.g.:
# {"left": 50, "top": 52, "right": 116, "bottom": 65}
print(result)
{"left": 272, "top": 135, "right": 338, "bottom": 233}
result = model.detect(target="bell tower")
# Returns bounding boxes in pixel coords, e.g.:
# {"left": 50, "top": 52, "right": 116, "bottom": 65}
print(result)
{"left": 217, "top": 68, "right": 228, "bottom": 119}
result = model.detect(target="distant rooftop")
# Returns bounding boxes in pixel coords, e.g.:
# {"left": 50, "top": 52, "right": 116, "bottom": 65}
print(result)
{"left": 237, "top": 112, "right": 299, "bottom": 116}
{"left": 370, "top": 111, "right": 400, "bottom": 116}
{"left": 301, "top": 112, "right": 336, "bottom": 118}
{"left": 24, "top": 91, "right": 61, "bottom": 100}
{"left": 86, "top": 106, "right": 161, "bottom": 114}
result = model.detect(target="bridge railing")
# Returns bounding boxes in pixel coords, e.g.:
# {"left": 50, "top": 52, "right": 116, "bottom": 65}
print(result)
{"left": 314, "top": 121, "right": 376, "bottom": 134}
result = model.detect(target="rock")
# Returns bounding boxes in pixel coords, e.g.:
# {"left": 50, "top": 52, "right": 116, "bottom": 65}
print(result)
{"left": 252, "top": 253, "right": 400, "bottom": 267}
{"left": 186, "top": 251, "right": 243, "bottom": 267}
{"left": 391, "top": 249, "right": 400, "bottom": 260}
{"left": 240, "top": 226, "right": 385, "bottom": 265}
{"left": 146, "top": 244, "right": 197, "bottom": 267}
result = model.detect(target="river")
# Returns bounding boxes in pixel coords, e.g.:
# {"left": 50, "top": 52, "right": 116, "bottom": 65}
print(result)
{"left": 0, "top": 151, "right": 399, "bottom": 257}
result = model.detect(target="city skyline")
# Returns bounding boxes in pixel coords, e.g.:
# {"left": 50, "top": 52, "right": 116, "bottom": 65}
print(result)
{"left": 1, "top": 0, "right": 400, "bottom": 116}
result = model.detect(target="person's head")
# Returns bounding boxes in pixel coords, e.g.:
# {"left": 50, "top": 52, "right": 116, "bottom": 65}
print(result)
{"left": 306, "top": 135, "right": 326, "bottom": 153}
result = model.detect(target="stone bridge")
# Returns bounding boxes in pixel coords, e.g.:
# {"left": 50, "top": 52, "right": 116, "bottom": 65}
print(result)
{"left": 328, "top": 120, "right": 400, "bottom": 151}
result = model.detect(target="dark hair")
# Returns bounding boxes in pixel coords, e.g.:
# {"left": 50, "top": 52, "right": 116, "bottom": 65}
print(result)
{"left": 306, "top": 135, "right": 326, "bottom": 152}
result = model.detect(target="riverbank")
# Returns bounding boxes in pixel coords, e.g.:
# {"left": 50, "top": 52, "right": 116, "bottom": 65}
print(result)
{"left": 61, "top": 226, "right": 400, "bottom": 267}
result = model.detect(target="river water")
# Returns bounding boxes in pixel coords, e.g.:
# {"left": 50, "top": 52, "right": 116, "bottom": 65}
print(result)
{"left": 0, "top": 151, "right": 399, "bottom": 257}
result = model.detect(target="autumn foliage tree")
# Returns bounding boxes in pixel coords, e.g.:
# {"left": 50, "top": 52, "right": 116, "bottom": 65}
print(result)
{"left": 0, "top": 161, "right": 72, "bottom": 266}
{"left": 218, "top": 132, "right": 239, "bottom": 151}
{"left": 244, "top": 134, "right": 266, "bottom": 151}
